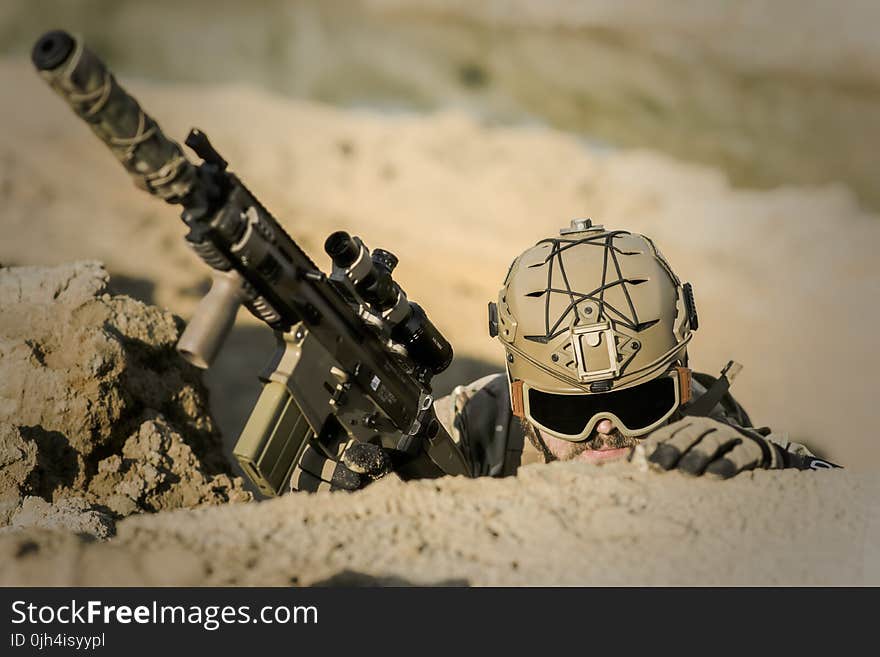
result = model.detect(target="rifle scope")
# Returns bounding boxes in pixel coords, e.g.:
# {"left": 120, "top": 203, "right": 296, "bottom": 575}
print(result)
{"left": 325, "top": 231, "right": 453, "bottom": 375}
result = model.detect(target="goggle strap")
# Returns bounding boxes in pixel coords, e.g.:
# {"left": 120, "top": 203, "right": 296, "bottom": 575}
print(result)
{"left": 676, "top": 366, "right": 692, "bottom": 405}
{"left": 511, "top": 379, "right": 525, "bottom": 418}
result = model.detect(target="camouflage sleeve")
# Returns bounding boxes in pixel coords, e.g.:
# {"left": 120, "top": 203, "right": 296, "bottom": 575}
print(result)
{"left": 433, "top": 372, "right": 531, "bottom": 478}
{"left": 765, "top": 433, "right": 839, "bottom": 470}
{"left": 692, "top": 371, "right": 839, "bottom": 470}
{"left": 717, "top": 421, "right": 839, "bottom": 470}
{"left": 433, "top": 373, "right": 502, "bottom": 477}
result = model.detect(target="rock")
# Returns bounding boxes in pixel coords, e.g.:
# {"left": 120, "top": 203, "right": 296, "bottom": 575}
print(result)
{"left": 6, "top": 496, "right": 114, "bottom": 539}
{"left": 0, "top": 260, "right": 108, "bottom": 306}
{"left": 88, "top": 414, "right": 251, "bottom": 514}
{"left": 0, "top": 262, "right": 251, "bottom": 533}
{"left": 0, "top": 424, "right": 36, "bottom": 523}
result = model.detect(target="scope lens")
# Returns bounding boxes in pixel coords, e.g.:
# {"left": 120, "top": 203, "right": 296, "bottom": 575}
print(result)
{"left": 325, "top": 231, "right": 360, "bottom": 268}
{"left": 372, "top": 249, "right": 399, "bottom": 273}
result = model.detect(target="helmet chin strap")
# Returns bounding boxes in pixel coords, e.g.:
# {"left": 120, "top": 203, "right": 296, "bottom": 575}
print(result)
{"left": 520, "top": 419, "right": 557, "bottom": 463}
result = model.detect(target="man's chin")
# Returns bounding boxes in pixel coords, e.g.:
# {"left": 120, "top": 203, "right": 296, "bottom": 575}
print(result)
{"left": 575, "top": 447, "right": 631, "bottom": 464}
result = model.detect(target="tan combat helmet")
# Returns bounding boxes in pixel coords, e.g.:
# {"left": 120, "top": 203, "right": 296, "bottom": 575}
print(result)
{"left": 488, "top": 219, "right": 699, "bottom": 440}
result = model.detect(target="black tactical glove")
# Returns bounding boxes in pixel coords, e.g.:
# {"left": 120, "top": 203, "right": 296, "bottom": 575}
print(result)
{"left": 641, "top": 417, "right": 787, "bottom": 479}
{"left": 337, "top": 442, "right": 393, "bottom": 489}
{"left": 290, "top": 440, "right": 393, "bottom": 493}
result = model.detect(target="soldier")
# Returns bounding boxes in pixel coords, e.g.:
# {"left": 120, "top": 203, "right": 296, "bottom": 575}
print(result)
{"left": 292, "top": 220, "right": 835, "bottom": 491}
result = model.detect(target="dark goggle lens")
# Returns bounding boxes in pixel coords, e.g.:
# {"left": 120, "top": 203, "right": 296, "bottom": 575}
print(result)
{"left": 527, "top": 376, "right": 678, "bottom": 435}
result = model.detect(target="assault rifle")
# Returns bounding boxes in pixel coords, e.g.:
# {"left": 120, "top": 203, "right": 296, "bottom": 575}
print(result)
{"left": 32, "top": 30, "right": 471, "bottom": 495}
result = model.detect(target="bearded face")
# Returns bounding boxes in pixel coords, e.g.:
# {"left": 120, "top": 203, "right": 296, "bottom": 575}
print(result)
{"left": 524, "top": 418, "right": 641, "bottom": 464}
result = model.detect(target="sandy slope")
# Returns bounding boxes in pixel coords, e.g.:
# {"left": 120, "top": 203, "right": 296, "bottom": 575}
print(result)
{"left": 1, "top": 58, "right": 878, "bottom": 467}
{"left": 2, "top": 461, "right": 878, "bottom": 586}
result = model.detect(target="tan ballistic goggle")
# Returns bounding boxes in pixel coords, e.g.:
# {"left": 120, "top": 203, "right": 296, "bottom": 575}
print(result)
{"left": 511, "top": 367, "right": 692, "bottom": 441}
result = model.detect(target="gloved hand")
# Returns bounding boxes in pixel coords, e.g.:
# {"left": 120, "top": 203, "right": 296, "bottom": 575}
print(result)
{"left": 640, "top": 416, "right": 783, "bottom": 479}
{"left": 290, "top": 440, "right": 393, "bottom": 493}
{"left": 338, "top": 442, "right": 393, "bottom": 488}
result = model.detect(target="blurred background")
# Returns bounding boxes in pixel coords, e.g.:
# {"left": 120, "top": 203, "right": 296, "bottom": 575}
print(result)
{"left": 1, "top": 0, "right": 878, "bottom": 467}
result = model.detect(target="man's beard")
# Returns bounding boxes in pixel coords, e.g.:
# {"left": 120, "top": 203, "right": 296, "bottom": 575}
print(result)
{"left": 522, "top": 419, "right": 638, "bottom": 462}
{"left": 559, "top": 429, "right": 638, "bottom": 460}
{"left": 522, "top": 419, "right": 557, "bottom": 462}
{"left": 582, "top": 431, "right": 637, "bottom": 451}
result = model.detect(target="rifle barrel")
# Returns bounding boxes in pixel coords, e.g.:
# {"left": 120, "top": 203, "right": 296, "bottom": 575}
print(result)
{"left": 32, "top": 30, "right": 198, "bottom": 204}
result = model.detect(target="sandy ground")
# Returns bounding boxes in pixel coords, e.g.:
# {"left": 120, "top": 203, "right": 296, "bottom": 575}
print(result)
{"left": 1, "top": 58, "right": 878, "bottom": 469}
{"left": 2, "top": 461, "right": 878, "bottom": 586}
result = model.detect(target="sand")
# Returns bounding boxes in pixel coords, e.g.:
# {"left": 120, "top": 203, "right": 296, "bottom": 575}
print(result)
{"left": 0, "top": 262, "right": 250, "bottom": 540}
{"left": 2, "top": 458, "right": 877, "bottom": 586}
